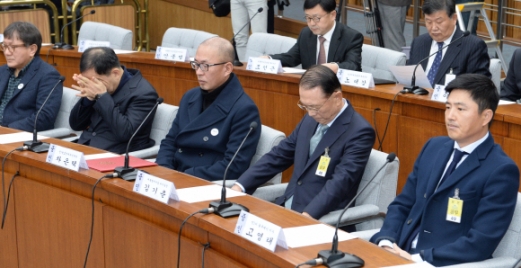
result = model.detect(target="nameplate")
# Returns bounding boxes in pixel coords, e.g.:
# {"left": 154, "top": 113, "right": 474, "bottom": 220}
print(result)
{"left": 133, "top": 170, "right": 178, "bottom": 204}
{"left": 78, "top": 40, "right": 110, "bottom": 53}
{"left": 155, "top": 46, "right": 189, "bottom": 62}
{"left": 46, "top": 144, "right": 88, "bottom": 171}
{"left": 234, "top": 210, "right": 287, "bottom": 252}
{"left": 246, "top": 57, "right": 283, "bottom": 74}
{"left": 431, "top": 84, "right": 448, "bottom": 102}
{"left": 337, "top": 69, "right": 375, "bottom": 88}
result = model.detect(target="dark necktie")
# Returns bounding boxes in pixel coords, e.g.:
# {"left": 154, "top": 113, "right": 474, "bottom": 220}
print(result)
{"left": 427, "top": 42, "right": 444, "bottom": 86}
{"left": 317, "top": 36, "right": 326, "bottom": 64}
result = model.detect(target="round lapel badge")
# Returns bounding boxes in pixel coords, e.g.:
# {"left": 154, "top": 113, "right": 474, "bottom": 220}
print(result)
{"left": 18, "top": 83, "right": 24, "bottom": 90}
{"left": 211, "top": 128, "right": 219, "bottom": 136}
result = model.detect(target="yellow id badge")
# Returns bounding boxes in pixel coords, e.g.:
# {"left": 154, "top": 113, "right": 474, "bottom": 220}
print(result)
{"left": 446, "top": 188, "right": 463, "bottom": 223}
{"left": 315, "top": 147, "right": 330, "bottom": 177}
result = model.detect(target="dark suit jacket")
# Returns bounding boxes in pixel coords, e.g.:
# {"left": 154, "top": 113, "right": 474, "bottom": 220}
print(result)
{"left": 156, "top": 74, "right": 261, "bottom": 182}
{"left": 270, "top": 23, "right": 363, "bottom": 71}
{"left": 237, "top": 101, "right": 375, "bottom": 219}
{"left": 69, "top": 68, "right": 158, "bottom": 154}
{"left": 371, "top": 135, "right": 519, "bottom": 266}
{"left": 408, "top": 27, "right": 491, "bottom": 85}
{"left": 500, "top": 48, "right": 521, "bottom": 101}
{"left": 0, "top": 56, "right": 63, "bottom": 132}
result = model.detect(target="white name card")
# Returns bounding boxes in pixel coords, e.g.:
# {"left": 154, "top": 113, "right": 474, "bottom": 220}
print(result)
{"left": 246, "top": 57, "right": 283, "bottom": 74}
{"left": 46, "top": 144, "right": 88, "bottom": 171}
{"left": 133, "top": 170, "right": 178, "bottom": 204}
{"left": 78, "top": 40, "right": 111, "bottom": 52}
{"left": 337, "top": 69, "right": 375, "bottom": 88}
{"left": 431, "top": 84, "right": 449, "bottom": 102}
{"left": 155, "top": 46, "right": 189, "bottom": 62}
{"left": 234, "top": 210, "right": 287, "bottom": 252}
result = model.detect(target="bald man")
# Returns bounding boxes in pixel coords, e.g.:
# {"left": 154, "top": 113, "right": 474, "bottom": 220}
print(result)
{"left": 156, "top": 37, "right": 261, "bottom": 182}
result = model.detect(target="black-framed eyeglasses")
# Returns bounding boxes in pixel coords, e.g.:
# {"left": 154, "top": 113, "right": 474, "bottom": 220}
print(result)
{"left": 304, "top": 13, "right": 330, "bottom": 23}
{"left": 0, "top": 42, "right": 26, "bottom": 53}
{"left": 297, "top": 93, "right": 333, "bottom": 112}
{"left": 190, "top": 61, "right": 228, "bottom": 72}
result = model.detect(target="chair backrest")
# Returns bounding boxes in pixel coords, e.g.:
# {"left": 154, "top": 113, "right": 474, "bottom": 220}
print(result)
{"left": 355, "top": 149, "right": 399, "bottom": 231}
{"left": 55, "top": 87, "right": 81, "bottom": 133}
{"left": 161, "top": 27, "right": 217, "bottom": 57}
{"left": 490, "top": 58, "right": 501, "bottom": 92}
{"left": 250, "top": 125, "right": 286, "bottom": 185}
{"left": 362, "top": 44, "right": 407, "bottom": 81}
{"left": 492, "top": 193, "right": 521, "bottom": 259}
{"left": 78, "top": 21, "right": 133, "bottom": 50}
{"left": 244, "top": 33, "right": 297, "bottom": 63}
{"left": 150, "top": 103, "right": 179, "bottom": 145}
{"left": 0, "top": 7, "right": 57, "bottom": 43}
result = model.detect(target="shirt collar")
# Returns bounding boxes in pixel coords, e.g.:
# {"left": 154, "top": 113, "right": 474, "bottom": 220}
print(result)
{"left": 325, "top": 98, "right": 348, "bottom": 128}
{"left": 319, "top": 21, "right": 336, "bottom": 42}
{"left": 454, "top": 132, "right": 489, "bottom": 154}
{"left": 433, "top": 26, "right": 457, "bottom": 47}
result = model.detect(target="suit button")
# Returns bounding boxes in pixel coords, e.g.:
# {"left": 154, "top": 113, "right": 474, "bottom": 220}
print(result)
{"left": 178, "top": 148, "right": 183, "bottom": 153}
{"left": 424, "top": 193, "right": 427, "bottom": 198}
{"left": 203, "top": 136, "right": 209, "bottom": 141}
{"left": 199, "top": 153, "right": 204, "bottom": 157}
{"left": 407, "top": 219, "right": 412, "bottom": 224}
{"left": 297, "top": 181, "right": 302, "bottom": 186}
{"left": 92, "top": 132, "right": 96, "bottom": 136}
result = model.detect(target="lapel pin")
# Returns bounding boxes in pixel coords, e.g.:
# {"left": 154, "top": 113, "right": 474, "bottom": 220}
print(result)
{"left": 211, "top": 128, "right": 219, "bottom": 136}
{"left": 18, "top": 83, "right": 24, "bottom": 90}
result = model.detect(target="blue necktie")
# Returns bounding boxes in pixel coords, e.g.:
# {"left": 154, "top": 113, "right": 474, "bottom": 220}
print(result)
{"left": 309, "top": 124, "right": 328, "bottom": 157}
{"left": 427, "top": 42, "right": 444, "bottom": 86}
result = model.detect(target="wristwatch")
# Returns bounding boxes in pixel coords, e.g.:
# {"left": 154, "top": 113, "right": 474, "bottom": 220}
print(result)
{"left": 94, "top": 92, "right": 106, "bottom": 100}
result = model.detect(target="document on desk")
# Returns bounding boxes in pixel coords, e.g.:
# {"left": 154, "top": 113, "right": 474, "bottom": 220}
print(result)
{"left": 176, "top": 184, "right": 245, "bottom": 203}
{"left": 283, "top": 67, "right": 306, "bottom": 74}
{"left": 84, "top": 152, "right": 118, "bottom": 160}
{"left": 382, "top": 262, "right": 435, "bottom": 268}
{"left": 113, "top": 49, "right": 137, "bottom": 54}
{"left": 0, "top": 132, "right": 49, "bottom": 144}
{"left": 282, "top": 224, "right": 355, "bottom": 248}
{"left": 499, "top": 100, "right": 516, "bottom": 105}
{"left": 389, "top": 65, "right": 432, "bottom": 89}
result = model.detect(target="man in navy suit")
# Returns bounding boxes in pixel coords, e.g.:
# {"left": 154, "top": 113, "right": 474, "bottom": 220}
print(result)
{"left": 156, "top": 37, "right": 261, "bottom": 182}
{"left": 69, "top": 47, "right": 158, "bottom": 154}
{"left": 0, "top": 22, "right": 63, "bottom": 132}
{"left": 266, "top": 0, "right": 363, "bottom": 73}
{"left": 408, "top": 0, "right": 490, "bottom": 86}
{"left": 500, "top": 48, "right": 521, "bottom": 101}
{"left": 371, "top": 74, "right": 519, "bottom": 266}
{"left": 231, "top": 65, "right": 375, "bottom": 220}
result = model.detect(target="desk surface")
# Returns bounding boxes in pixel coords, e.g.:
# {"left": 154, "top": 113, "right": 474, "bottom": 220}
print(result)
{"left": 0, "top": 127, "right": 411, "bottom": 267}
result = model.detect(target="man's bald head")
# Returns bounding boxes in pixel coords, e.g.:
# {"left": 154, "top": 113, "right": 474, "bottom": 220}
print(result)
{"left": 199, "top": 37, "right": 235, "bottom": 63}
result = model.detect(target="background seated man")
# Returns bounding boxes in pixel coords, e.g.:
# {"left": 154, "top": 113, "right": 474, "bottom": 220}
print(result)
{"left": 156, "top": 37, "right": 261, "bottom": 182}
{"left": 69, "top": 47, "right": 159, "bottom": 154}
{"left": 0, "top": 21, "right": 63, "bottom": 132}
{"left": 232, "top": 65, "right": 375, "bottom": 223}
{"left": 265, "top": 0, "right": 363, "bottom": 73}
{"left": 500, "top": 48, "right": 521, "bottom": 101}
{"left": 371, "top": 74, "right": 519, "bottom": 266}
{"left": 407, "top": 0, "right": 490, "bottom": 86}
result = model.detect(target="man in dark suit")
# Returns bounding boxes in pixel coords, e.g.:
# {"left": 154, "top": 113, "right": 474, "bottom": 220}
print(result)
{"left": 156, "top": 37, "right": 261, "bottom": 182}
{"left": 500, "top": 48, "right": 521, "bottom": 101}
{"left": 0, "top": 22, "right": 63, "bottom": 132}
{"left": 231, "top": 65, "right": 375, "bottom": 220}
{"left": 69, "top": 47, "right": 158, "bottom": 154}
{"left": 408, "top": 0, "right": 490, "bottom": 86}
{"left": 371, "top": 74, "right": 519, "bottom": 266}
{"left": 267, "top": 0, "right": 363, "bottom": 73}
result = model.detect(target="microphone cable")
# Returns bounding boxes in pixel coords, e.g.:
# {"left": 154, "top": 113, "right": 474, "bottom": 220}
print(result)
{"left": 201, "top": 242, "right": 211, "bottom": 268}
{"left": 83, "top": 172, "right": 118, "bottom": 268}
{"left": 372, "top": 107, "right": 382, "bottom": 150}
{"left": 176, "top": 207, "right": 215, "bottom": 268}
{"left": 377, "top": 91, "right": 401, "bottom": 151}
{"left": 1, "top": 146, "right": 24, "bottom": 229}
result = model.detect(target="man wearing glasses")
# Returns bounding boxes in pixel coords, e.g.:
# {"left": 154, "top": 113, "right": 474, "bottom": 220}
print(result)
{"left": 157, "top": 37, "right": 261, "bottom": 182}
{"left": 0, "top": 21, "right": 63, "bottom": 132}
{"left": 231, "top": 65, "right": 374, "bottom": 224}
{"left": 266, "top": 0, "right": 363, "bottom": 73}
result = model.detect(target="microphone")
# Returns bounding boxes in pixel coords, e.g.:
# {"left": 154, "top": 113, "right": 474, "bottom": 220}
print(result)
{"left": 114, "top": 97, "right": 163, "bottom": 181}
{"left": 231, "top": 7, "right": 264, "bottom": 67}
{"left": 23, "top": 76, "right": 65, "bottom": 153}
{"left": 54, "top": 10, "right": 96, "bottom": 50}
{"left": 209, "top": 121, "right": 258, "bottom": 218}
{"left": 316, "top": 153, "right": 397, "bottom": 268}
{"left": 402, "top": 31, "right": 470, "bottom": 95}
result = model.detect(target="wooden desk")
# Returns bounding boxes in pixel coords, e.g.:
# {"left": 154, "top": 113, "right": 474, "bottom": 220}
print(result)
{"left": 30, "top": 47, "right": 521, "bottom": 193}
{"left": 0, "top": 127, "right": 410, "bottom": 267}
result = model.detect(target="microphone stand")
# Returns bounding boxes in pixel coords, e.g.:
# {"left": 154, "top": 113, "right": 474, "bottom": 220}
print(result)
{"left": 231, "top": 7, "right": 264, "bottom": 66}
{"left": 209, "top": 121, "right": 258, "bottom": 218}
{"left": 54, "top": 10, "right": 96, "bottom": 50}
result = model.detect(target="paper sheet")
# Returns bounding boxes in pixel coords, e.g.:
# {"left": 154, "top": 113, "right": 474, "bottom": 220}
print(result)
{"left": 389, "top": 65, "right": 432, "bottom": 89}
{"left": 0, "top": 132, "right": 49, "bottom": 144}
{"left": 283, "top": 67, "right": 306, "bottom": 74}
{"left": 382, "top": 262, "right": 435, "bottom": 268}
{"left": 113, "top": 49, "right": 137, "bottom": 54}
{"left": 176, "top": 184, "right": 245, "bottom": 203}
{"left": 84, "top": 152, "right": 119, "bottom": 160}
{"left": 282, "top": 224, "right": 356, "bottom": 248}
{"left": 499, "top": 100, "right": 516, "bottom": 105}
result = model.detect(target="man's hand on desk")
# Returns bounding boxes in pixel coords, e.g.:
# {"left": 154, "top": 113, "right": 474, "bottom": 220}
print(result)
{"left": 72, "top": 73, "right": 108, "bottom": 101}
{"left": 230, "top": 184, "right": 243, "bottom": 192}
{"left": 322, "top": 63, "right": 339, "bottom": 73}
{"left": 383, "top": 243, "right": 412, "bottom": 261}
{"left": 302, "top": 212, "right": 313, "bottom": 219}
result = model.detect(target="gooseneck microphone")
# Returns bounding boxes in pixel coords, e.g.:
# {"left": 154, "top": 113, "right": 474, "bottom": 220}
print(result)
{"left": 231, "top": 7, "right": 264, "bottom": 67}
{"left": 23, "top": 76, "right": 65, "bottom": 153}
{"left": 314, "top": 153, "right": 397, "bottom": 268}
{"left": 402, "top": 31, "right": 470, "bottom": 95}
{"left": 114, "top": 97, "right": 163, "bottom": 181}
{"left": 54, "top": 10, "right": 96, "bottom": 50}
{"left": 209, "top": 121, "right": 258, "bottom": 218}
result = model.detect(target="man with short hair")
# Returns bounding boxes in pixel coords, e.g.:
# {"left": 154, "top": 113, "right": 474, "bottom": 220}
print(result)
{"left": 267, "top": 0, "right": 363, "bottom": 73}
{"left": 408, "top": 0, "right": 490, "bottom": 86}
{"left": 69, "top": 47, "right": 158, "bottom": 154}
{"left": 0, "top": 21, "right": 63, "bottom": 132}
{"left": 371, "top": 74, "right": 519, "bottom": 266}
{"left": 232, "top": 65, "right": 375, "bottom": 222}
{"left": 156, "top": 37, "right": 261, "bottom": 182}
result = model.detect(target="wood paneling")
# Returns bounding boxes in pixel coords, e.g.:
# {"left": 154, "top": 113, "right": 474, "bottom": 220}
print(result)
{"left": 0, "top": 9, "right": 52, "bottom": 43}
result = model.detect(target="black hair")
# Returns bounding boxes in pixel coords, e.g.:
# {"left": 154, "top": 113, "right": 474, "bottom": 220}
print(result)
{"left": 300, "top": 65, "right": 341, "bottom": 96}
{"left": 4, "top": 21, "right": 42, "bottom": 55}
{"left": 79, "top": 47, "right": 121, "bottom": 75}
{"left": 422, "top": 0, "right": 456, "bottom": 17}
{"left": 303, "top": 0, "right": 337, "bottom": 13}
